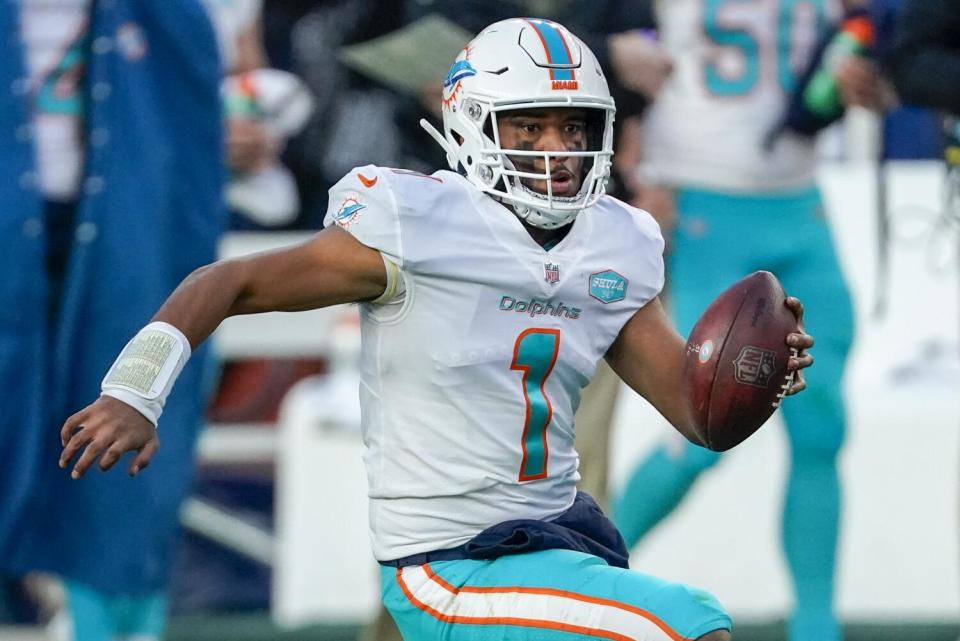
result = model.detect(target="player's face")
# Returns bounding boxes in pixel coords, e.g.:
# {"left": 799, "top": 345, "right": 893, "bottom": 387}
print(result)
{"left": 497, "top": 108, "right": 587, "bottom": 198}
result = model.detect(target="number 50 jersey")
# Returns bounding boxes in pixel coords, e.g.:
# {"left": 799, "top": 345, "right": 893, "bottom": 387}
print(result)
{"left": 324, "top": 166, "right": 664, "bottom": 562}
{"left": 643, "top": 0, "right": 840, "bottom": 191}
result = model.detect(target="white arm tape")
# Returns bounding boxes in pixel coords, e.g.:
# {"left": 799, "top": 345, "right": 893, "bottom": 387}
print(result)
{"left": 100, "top": 321, "right": 192, "bottom": 427}
{"left": 371, "top": 254, "right": 405, "bottom": 305}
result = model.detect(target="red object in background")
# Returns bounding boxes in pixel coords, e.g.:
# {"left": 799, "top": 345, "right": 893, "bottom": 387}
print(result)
{"left": 207, "top": 358, "right": 327, "bottom": 423}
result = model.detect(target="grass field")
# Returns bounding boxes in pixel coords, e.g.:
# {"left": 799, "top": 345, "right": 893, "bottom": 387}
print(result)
{"left": 165, "top": 614, "right": 960, "bottom": 641}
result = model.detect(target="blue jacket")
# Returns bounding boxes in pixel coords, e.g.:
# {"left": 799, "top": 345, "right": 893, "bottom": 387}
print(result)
{"left": 0, "top": 0, "right": 224, "bottom": 593}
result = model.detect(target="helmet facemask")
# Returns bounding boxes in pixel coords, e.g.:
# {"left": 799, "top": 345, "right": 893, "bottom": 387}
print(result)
{"left": 486, "top": 106, "right": 611, "bottom": 229}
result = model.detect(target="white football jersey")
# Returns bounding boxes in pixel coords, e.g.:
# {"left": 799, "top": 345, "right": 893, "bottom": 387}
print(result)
{"left": 324, "top": 166, "right": 665, "bottom": 561}
{"left": 20, "top": 0, "right": 90, "bottom": 200}
{"left": 642, "top": 0, "right": 840, "bottom": 192}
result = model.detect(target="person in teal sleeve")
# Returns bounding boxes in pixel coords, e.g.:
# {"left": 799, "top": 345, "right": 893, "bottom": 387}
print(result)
{"left": 0, "top": 1, "right": 225, "bottom": 639}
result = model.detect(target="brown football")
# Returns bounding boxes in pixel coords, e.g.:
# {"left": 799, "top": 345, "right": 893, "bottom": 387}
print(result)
{"left": 681, "top": 271, "right": 798, "bottom": 452}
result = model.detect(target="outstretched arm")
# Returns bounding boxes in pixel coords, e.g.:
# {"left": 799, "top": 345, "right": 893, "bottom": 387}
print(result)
{"left": 60, "top": 227, "right": 387, "bottom": 478}
{"left": 604, "top": 296, "right": 812, "bottom": 446}
{"left": 152, "top": 226, "right": 386, "bottom": 348}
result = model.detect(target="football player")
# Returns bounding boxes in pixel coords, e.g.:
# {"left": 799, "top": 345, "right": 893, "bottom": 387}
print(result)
{"left": 614, "top": 2, "right": 880, "bottom": 640}
{"left": 60, "top": 19, "right": 813, "bottom": 641}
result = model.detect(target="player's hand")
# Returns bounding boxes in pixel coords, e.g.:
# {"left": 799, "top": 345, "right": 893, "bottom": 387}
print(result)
{"left": 784, "top": 296, "right": 814, "bottom": 396}
{"left": 227, "top": 117, "right": 279, "bottom": 173}
{"left": 835, "top": 57, "right": 894, "bottom": 112}
{"left": 608, "top": 31, "right": 674, "bottom": 99}
{"left": 59, "top": 396, "right": 159, "bottom": 479}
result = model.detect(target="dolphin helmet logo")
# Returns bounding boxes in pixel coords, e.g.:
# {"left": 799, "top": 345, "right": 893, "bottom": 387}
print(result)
{"left": 444, "top": 59, "right": 478, "bottom": 91}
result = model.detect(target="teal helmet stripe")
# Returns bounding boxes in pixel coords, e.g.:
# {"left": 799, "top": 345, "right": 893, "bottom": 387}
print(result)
{"left": 525, "top": 19, "right": 576, "bottom": 81}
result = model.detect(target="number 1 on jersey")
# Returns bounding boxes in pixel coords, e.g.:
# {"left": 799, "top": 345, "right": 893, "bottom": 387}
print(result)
{"left": 511, "top": 328, "right": 561, "bottom": 482}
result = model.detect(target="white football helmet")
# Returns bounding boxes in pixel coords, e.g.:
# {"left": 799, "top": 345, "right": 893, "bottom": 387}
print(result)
{"left": 421, "top": 18, "right": 616, "bottom": 229}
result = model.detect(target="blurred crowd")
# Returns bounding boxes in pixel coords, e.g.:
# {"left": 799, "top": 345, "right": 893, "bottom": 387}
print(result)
{"left": 243, "top": 0, "right": 949, "bottom": 232}
{"left": 243, "top": 0, "right": 667, "bottom": 230}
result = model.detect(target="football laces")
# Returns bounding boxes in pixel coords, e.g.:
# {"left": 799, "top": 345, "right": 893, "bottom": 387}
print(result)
{"left": 772, "top": 347, "right": 799, "bottom": 408}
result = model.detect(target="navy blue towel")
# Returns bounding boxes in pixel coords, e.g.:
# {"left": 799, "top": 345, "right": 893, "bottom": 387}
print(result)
{"left": 381, "top": 492, "right": 629, "bottom": 569}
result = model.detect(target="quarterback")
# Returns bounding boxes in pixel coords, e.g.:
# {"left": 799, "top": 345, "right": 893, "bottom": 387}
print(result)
{"left": 60, "top": 19, "right": 813, "bottom": 641}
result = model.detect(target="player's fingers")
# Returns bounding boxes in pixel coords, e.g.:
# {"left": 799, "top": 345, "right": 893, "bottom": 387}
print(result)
{"left": 852, "top": 81, "right": 883, "bottom": 110}
{"left": 836, "top": 59, "right": 879, "bottom": 107}
{"left": 844, "top": 64, "right": 874, "bottom": 89}
{"left": 786, "top": 369, "right": 807, "bottom": 395}
{"left": 61, "top": 409, "right": 91, "bottom": 447}
{"left": 98, "top": 439, "right": 132, "bottom": 472}
{"left": 228, "top": 139, "right": 274, "bottom": 173}
{"left": 70, "top": 430, "right": 114, "bottom": 479}
{"left": 227, "top": 117, "right": 262, "bottom": 139}
{"left": 787, "top": 331, "right": 814, "bottom": 350}
{"left": 785, "top": 296, "right": 805, "bottom": 322}
{"left": 230, "top": 123, "right": 268, "bottom": 148}
{"left": 847, "top": 83, "right": 878, "bottom": 109}
{"left": 128, "top": 439, "right": 159, "bottom": 477}
{"left": 840, "top": 86, "right": 862, "bottom": 110}
{"left": 789, "top": 350, "right": 814, "bottom": 370}
{"left": 59, "top": 424, "right": 97, "bottom": 469}
{"left": 228, "top": 145, "right": 257, "bottom": 171}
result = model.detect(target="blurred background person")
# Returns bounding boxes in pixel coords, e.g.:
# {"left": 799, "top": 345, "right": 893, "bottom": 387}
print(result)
{"left": 868, "top": 0, "right": 943, "bottom": 164}
{"left": 276, "top": 0, "right": 668, "bottom": 225}
{"left": 204, "top": 0, "right": 317, "bottom": 230}
{"left": 888, "top": 0, "right": 960, "bottom": 116}
{"left": 260, "top": 0, "right": 669, "bottom": 228}
{"left": 0, "top": 1, "right": 225, "bottom": 640}
{"left": 611, "top": 2, "right": 886, "bottom": 641}
{"left": 260, "top": 0, "right": 407, "bottom": 230}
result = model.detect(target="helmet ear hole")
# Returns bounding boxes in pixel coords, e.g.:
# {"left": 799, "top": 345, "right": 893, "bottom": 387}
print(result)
{"left": 466, "top": 155, "right": 473, "bottom": 166}
{"left": 482, "top": 118, "right": 495, "bottom": 141}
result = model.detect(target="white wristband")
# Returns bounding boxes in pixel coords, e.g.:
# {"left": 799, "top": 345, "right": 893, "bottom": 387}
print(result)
{"left": 101, "top": 321, "right": 192, "bottom": 427}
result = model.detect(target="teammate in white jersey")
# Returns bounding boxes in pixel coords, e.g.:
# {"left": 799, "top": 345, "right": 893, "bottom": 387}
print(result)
{"left": 615, "top": 3, "right": 880, "bottom": 641}
{"left": 59, "top": 19, "right": 814, "bottom": 641}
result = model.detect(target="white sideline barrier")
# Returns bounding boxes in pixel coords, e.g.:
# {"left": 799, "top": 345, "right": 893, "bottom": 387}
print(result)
{"left": 272, "top": 376, "right": 379, "bottom": 626}
{"left": 203, "top": 162, "right": 960, "bottom": 626}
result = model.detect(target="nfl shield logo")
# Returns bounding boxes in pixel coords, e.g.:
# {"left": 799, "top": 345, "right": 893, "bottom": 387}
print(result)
{"left": 544, "top": 262, "right": 560, "bottom": 285}
{"left": 733, "top": 345, "right": 777, "bottom": 388}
